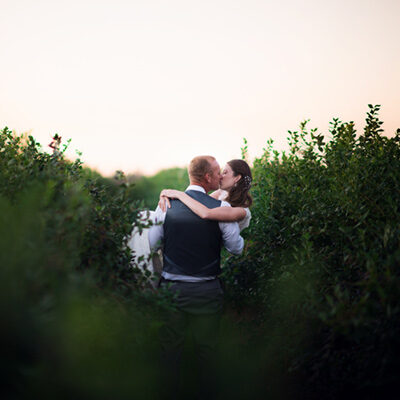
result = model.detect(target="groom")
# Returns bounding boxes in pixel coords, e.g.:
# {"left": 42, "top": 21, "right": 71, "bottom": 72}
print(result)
{"left": 148, "top": 155, "right": 244, "bottom": 398}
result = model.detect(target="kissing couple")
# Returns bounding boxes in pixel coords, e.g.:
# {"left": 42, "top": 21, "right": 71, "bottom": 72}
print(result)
{"left": 129, "top": 155, "right": 252, "bottom": 398}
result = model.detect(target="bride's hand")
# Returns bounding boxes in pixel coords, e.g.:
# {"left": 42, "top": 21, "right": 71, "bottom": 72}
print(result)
{"left": 158, "top": 189, "right": 183, "bottom": 212}
{"left": 158, "top": 195, "right": 171, "bottom": 212}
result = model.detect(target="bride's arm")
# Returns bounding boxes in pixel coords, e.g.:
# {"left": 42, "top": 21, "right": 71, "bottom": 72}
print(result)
{"left": 159, "top": 189, "right": 246, "bottom": 222}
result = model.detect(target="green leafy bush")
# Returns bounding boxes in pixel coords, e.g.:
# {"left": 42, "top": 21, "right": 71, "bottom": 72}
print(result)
{"left": 0, "top": 128, "right": 172, "bottom": 399}
{"left": 223, "top": 105, "right": 400, "bottom": 398}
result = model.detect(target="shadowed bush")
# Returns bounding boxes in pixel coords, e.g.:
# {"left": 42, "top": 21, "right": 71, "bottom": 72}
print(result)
{"left": 222, "top": 105, "right": 400, "bottom": 398}
{"left": 0, "top": 129, "right": 172, "bottom": 399}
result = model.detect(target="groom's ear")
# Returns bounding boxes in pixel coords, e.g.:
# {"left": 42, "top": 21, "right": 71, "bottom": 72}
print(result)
{"left": 204, "top": 173, "right": 211, "bottom": 183}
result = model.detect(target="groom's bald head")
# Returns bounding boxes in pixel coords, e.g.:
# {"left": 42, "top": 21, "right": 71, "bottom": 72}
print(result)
{"left": 189, "top": 156, "right": 215, "bottom": 181}
{"left": 189, "top": 156, "right": 221, "bottom": 191}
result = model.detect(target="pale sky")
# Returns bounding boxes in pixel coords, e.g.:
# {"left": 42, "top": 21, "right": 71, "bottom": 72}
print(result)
{"left": 1, "top": 0, "right": 399, "bottom": 176}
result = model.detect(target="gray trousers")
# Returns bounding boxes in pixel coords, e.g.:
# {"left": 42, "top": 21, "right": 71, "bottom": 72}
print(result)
{"left": 159, "top": 278, "right": 223, "bottom": 399}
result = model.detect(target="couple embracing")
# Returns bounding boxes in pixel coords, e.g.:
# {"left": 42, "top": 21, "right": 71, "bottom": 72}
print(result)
{"left": 134, "top": 155, "right": 252, "bottom": 398}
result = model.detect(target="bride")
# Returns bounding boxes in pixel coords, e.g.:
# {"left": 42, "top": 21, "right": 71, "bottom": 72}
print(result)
{"left": 127, "top": 159, "right": 252, "bottom": 286}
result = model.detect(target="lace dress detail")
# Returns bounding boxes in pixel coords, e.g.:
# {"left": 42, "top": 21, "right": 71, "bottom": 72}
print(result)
{"left": 218, "top": 190, "right": 251, "bottom": 232}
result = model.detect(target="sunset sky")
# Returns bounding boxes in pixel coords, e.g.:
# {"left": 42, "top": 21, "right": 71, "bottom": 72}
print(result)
{"left": 1, "top": 0, "right": 399, "bottom": 176}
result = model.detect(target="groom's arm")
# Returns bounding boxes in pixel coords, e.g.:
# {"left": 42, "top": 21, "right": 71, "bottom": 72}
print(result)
{"left": 219, "top": 201, "right": 244, "bottom": 255}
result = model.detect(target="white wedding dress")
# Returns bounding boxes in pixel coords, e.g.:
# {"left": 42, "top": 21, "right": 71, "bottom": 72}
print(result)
{"left": 127, "top": 210, "right": 162, "bottom": 287}
{"left": 218, "top": 190, "right": 251, "bottom": 232}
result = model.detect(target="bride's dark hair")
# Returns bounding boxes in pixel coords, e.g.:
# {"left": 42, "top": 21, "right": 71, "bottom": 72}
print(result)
{"left": 225, "top": 159, "right": 253, "bottom": 208}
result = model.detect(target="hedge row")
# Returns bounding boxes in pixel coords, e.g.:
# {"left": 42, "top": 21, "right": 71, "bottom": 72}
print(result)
{"left": 222, "top": 105, "right": 400, "bottom": 398}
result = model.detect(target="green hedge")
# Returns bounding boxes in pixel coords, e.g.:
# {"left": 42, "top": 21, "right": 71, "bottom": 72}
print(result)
{"left": 0, "top": 129, "right": 172, "bottom": 399}
{"left": 222, "top": 105, "right": 400, "bottom": 398}
{"left": 2, "top": 104, "right": 399, "bottom": 398}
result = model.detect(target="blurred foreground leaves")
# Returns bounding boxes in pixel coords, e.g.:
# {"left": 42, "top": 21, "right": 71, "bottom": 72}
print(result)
{"left": 0, "top": 129, "right": 170, "bottom": 399}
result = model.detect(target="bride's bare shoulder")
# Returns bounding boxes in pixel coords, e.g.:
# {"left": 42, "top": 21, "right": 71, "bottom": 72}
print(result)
{"left": 210, "top": 189, "right": 223, "bottom": 199}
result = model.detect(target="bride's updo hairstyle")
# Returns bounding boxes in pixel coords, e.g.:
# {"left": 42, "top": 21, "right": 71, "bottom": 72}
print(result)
{"left": 225, "top": 159, "right": 253, "bottom": 208}
{"left": 189, "top": 155, "right": 216, "bottom": 182}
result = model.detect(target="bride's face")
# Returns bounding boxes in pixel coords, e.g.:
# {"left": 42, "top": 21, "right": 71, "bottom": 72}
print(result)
{"left": 220, "top": 163, "right": 241, "bottom": 191}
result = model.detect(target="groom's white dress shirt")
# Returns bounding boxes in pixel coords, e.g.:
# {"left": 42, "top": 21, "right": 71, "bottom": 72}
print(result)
{"left": 148, "top": 185, "right": 244, "bottom": 282}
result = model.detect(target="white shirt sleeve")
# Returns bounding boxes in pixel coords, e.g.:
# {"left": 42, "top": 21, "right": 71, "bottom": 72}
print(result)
{"left": 148, "top": 205, "right": 166, "bottom": 250}
{"left": 238, "top": 207, "right": 251, "bottom": 232}
{"left": 218, "top": 201, "right": 244, "bottom": 255}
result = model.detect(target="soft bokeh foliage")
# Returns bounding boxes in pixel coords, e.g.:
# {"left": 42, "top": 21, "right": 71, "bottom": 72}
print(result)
{"left": 127, "top": 167, "right": 189, "bottom": 210}
{"left": 0, "top": 129, "right": 172, "bottom": 399}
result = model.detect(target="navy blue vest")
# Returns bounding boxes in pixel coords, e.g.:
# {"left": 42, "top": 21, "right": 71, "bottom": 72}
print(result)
{"left": 163, "top": 190, "right": 222, "bottom": 277}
